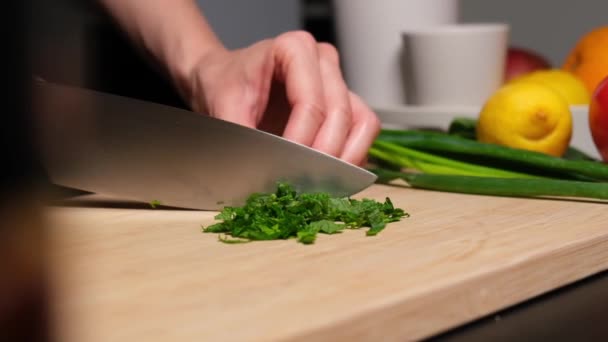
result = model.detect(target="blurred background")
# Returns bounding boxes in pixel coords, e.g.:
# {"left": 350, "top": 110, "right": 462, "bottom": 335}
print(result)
{"left": 3, "top": 1, "right": 52, "bottom": 341}
{"left": 30, "top": 0, "right": 608, "bottom": 108}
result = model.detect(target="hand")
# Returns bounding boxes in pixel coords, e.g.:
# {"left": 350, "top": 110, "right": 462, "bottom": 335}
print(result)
{"left": 180, "top": 31, "right": 381, "bottom": 166}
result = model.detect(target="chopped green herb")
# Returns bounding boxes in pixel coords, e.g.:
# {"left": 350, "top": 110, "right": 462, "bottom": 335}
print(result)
{"left": 149, "top": 200, "right": 162, "bottom": 208}
{"left": 202, "top": 183, "right": 408, "bottom": 244}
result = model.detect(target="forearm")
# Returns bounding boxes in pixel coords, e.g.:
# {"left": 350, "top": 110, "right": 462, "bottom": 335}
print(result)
{"left": 98, "top": 0, "right": 224, "bottom": 89}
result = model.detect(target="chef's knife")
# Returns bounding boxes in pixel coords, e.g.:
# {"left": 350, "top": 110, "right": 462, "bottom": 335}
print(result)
{"left": 32, "top": 81, "right": 377, "bottom": 210}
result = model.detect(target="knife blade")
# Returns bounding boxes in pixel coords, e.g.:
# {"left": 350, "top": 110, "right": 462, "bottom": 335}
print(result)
{"left": 31, "top": 81, "right": 377, "bottom": 210}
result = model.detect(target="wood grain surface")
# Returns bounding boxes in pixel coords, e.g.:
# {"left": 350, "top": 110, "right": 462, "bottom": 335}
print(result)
{"left": 47, "top": 184, "right": 608, "bottom": 341}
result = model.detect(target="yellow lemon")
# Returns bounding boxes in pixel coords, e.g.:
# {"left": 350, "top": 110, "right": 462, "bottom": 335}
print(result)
{"left": 477, "top": 81, "right": 573, "bottom": 157}
{"left": 510, "top": 69, "right": 591, "bottom": 105}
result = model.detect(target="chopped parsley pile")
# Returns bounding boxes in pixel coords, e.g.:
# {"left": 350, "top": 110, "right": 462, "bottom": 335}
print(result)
{"left": 202, "top": 183, "right": 408, "bottom": 244}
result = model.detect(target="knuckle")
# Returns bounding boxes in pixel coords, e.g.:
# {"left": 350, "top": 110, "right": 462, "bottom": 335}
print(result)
{"left": 335, "top": 106, "right": 353, "bottom": 128}
{"left": 276, "top": 30, "right": 318, "bottom": 50}
{"left": 367, "top": 113, "right": 382, "bottom": 132}
{"left": 318, "top": 42, "right": 340, "bottom": 64}
{"left": 302, "top": 101, "right": 326, "bottom": 122}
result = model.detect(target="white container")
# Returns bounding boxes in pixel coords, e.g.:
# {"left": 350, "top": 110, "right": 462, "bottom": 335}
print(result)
{"left": 333, "top": 0, "right": 460, "bottom": 107}
{"left": 402, "top": 23, "right": 509, "bottom": 106}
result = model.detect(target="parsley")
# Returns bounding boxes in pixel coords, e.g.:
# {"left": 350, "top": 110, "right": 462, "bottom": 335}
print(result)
{"left": 202, "top": 183, "right": 408, "bottom": 244}
{"left": 149, "top": 200, "right": 162, "bottom": 208}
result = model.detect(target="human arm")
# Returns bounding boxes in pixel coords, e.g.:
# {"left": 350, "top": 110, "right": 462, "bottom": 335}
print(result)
{"left": 97, "top": 0, "right": 380, "bottom": 165}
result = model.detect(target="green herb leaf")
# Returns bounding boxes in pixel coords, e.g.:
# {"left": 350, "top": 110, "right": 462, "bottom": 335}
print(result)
{"left": 149, "top": 200, "right": 162, "bottom": 208}
{"left": 202, "top": 183, "right": 408, "bottom": 244}
{"left": 310, "top": 220, "right": 344, "bottom": 234}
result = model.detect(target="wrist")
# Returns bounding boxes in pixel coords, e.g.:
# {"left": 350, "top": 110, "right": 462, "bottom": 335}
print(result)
{"left": 100, "top": 0, "right": 226, "bottom": 107}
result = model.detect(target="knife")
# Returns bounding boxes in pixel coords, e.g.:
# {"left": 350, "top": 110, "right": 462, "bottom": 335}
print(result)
{"left": 31, "top": 81, "right": 377, "bottom": 210}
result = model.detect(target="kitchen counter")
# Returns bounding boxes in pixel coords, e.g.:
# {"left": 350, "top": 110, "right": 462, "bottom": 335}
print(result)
{"left": 47, "top": 184, "right": 608, "bottom": 341}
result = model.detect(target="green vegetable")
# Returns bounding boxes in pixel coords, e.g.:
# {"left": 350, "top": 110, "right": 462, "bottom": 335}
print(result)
{"left": 563, "top": 146, "right": 600, "bottom": 162}
{"left": 149, "top": 200, "right": 162, "bottom": 208}
{"left": 371, "top": 141, "right": 540, "bottom": 179}
{"left": 446, "top": 117, "right": 600, "bottom": 162}
{"left": 369, "top": 125, "right": 608, "bottom": 201}
{"left": 376, "top": 129, "right": 608, "bottom": 181}
{"left": 372, "top": 168, "right": 608, "bottom": 201}
{"left": 202, "top": 183, "right": 408, "bottom": 244}
{"left": 447, "top": 117, "right": 477, "bottom": 140}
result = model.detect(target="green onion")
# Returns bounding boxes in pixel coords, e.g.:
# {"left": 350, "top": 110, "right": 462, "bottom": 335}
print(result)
{"left": 372, "top": 168, "right": 608, "bottom": 201}
{"left": 377, "top": 130, "right": 608, "bottom": 181}
{"left": 372, "top": 140, "right": 540, "bottom": 179}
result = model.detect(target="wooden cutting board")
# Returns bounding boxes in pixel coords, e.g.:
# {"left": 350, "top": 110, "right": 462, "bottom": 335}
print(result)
{"left": 48, "top": 184, "right": 608, "bottom": 342}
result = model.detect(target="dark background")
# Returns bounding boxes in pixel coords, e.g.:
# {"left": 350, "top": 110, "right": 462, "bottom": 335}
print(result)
{"left": 28, "top": 0, "right": 336, "bottom": 110}
{"left": 2, "top": 1, "right": 52, "bottom": 342}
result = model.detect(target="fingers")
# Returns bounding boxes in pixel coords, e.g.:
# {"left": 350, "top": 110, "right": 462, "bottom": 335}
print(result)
{"left": 273, "top": 32, "right": 380, "bottom": 165}
{"left": 198, "top": 31, "right": 379, "bottom": 166}
{"left": 273, "top": 34, "right": 354, "bottom": 157}
{"left": 311, "top": 43, "right": 353, "bottom": 157}
{"left": 272, "top": 31, "right": 326, "bottom": 147}
{"left": 340, "top": 92, "right": 382, "bottom": 166}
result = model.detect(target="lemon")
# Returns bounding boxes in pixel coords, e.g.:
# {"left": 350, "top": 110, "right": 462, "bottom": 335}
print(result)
{"left": 510, "top": 69, "right": 591, "bottom": 105}
{"left": 477, "top": 81, "right": 573, "bottom": 157}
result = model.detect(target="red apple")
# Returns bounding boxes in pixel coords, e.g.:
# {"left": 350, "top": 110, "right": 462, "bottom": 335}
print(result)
{"left": 504, "top": 46, "right": 552, "bottom": 82}
{"left": 589, "top": 75, "right": 608, "bottom": 162}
